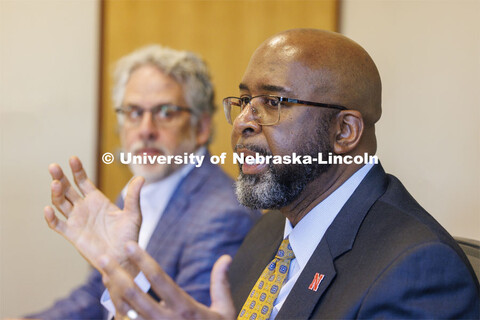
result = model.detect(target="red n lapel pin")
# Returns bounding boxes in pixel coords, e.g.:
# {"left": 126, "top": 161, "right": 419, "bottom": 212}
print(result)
{"left": 308, "top": 273, "right": 325, "bottom": 291}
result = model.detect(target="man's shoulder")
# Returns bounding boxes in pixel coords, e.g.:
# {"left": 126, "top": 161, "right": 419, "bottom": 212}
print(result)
{"left": 313, "top": 170, "right": 479, "bottom": 318}
{"left": 349, "top": 170, "right": 477, "bottom": 286}
{"left": 321, "top": 165, "right": 475, "bottom": 287}
{"left": 343, "top": 166, "right": 456, "bottom": 248}
{"left": 370, "top": 173, "right": 458, "bottom": 247}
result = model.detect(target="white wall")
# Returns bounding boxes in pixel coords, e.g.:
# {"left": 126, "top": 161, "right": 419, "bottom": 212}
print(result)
{"left": 341, "top": 0, "right": 480, "bottom": 240}
{"left": 0, "top": 0, "right": 99, "bottom": 317}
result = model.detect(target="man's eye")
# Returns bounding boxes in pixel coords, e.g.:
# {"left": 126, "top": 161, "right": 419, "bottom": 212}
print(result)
{"left": 263, "top": 97, "right": 279, "bottom": 108}
{"left": 163, "top": 110, "right": 175, "bottom": 118}
{"left": 240, "top": 97, "right": 251, "bottom": 107}
{"left": 127, "top": 109, "right": 143, "bottom": 120}
{"left": 156, "top": 107, "right": 178, "bottom": 120}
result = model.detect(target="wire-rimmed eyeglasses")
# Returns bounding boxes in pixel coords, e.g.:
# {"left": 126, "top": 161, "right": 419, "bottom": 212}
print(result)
{"left": 223, "top": 95, "right": 347, "bottom": 126}
{"left": 115, "top": 104, "right": 195, "bottom": 127}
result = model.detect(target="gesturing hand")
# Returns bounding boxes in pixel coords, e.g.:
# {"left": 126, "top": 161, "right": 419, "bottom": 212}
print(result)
{"left": 44, "top": 156, "right": 144, "bottom": 274}
{"left": 100, "top": 242, "right": 237, "bottom": 320}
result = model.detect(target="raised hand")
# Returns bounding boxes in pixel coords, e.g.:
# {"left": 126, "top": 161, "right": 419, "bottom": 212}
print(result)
{"left": 44, "top": 156, "right": 144, "bottom": 274}
{"left": 100, "top": 242, "right": 236, "bottom": 320}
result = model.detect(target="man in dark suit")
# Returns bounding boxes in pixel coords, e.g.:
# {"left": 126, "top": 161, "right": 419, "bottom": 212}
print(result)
{"left": 45, "top": 29, "right": 479, "bottom": 319}
{"left": 29, "top": 45, "right": 257, "bottom": 319}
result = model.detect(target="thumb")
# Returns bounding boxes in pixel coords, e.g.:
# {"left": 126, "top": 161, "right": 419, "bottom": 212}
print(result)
{"left": 210, "top": 255, "right": 236, "bottom": 319}
{"left": 124, "top": 176, "right": 144, "bottom": 218}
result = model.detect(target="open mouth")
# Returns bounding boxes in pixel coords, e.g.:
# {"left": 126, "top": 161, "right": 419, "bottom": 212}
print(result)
{"left": 236, "top": 148, "right": 269, "bottom": 175}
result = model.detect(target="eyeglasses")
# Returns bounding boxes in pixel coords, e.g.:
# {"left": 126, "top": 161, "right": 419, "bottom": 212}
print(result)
{"left": 223, "top": 95, "right": 347, "bottom": 126}
{"left": 115, "top": 104, "right": 195, "bottom": 127}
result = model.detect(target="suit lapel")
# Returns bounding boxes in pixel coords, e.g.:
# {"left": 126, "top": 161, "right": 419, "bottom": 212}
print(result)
{"left": 277, "top": 164, "right": 388, "bottom": 319}
{"left": 231, "top": 211, "right": 285, "bottom": 312}
{"left": 145, "top": 156, "right": 213, "bottom": 257}
{"left": 247, "top": 227, "right": 284, "bottom": 288}
{"left": 277, "top": 240, "right": 336, "bottom": 320}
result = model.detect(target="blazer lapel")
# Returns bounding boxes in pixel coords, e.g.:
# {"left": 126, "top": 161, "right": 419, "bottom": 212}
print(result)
{"left": 247, "top": 227, "right": 284, "bottom": 289}
{"left": 231, "top": 211, "right": 285, "bottom": 312}
{"left": 145, "top": 157, "right": 214, "bottom": 257}
{"left": 277, "top": 164, "right": 389, "bottom": 319}
{"left": 277, "top": 240, "right": 336, "bottom": 320}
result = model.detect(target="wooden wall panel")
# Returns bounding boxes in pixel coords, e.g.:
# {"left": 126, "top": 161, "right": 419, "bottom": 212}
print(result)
{"left": 99, "top": 0, "right": 338, "bottom": 200}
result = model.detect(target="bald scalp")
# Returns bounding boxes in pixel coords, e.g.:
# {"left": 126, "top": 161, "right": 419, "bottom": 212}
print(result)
{"left": 260, "top": 29, "right": 382, "bottom": 126}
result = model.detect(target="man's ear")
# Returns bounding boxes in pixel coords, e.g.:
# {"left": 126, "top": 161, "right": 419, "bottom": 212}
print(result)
{"left": 332, "top": 110, "right": 364, "bottom": 154}
{"left": 195, "top": 114, "right": 212, "bottom": 146}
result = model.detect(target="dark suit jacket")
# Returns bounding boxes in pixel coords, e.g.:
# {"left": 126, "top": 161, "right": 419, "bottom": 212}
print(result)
{"left": 229, "top": 164, "right": 480, "bottom": 319}
{"left": 29, "top": 159, "right": 258, "bottom": 319}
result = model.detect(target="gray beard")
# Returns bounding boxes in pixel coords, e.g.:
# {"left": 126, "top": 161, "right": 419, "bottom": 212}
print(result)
{"left": 235, "top": 124, "right": 333, "bottom": 210}
{"left": 235, "top": 166, "right": 306, "bottom": 210}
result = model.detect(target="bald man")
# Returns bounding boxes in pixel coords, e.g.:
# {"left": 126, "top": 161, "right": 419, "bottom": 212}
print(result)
{"left": 46, "top": 29, "right": 480, "bottom": 319}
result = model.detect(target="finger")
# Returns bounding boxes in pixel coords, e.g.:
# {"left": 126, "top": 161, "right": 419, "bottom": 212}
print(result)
{"left": 51, "top": 180, "right": 73, "bottom": 217}
{"left": 100, "top": 256, "right": 135, "bottom": 315}
{"left": 125, "top": 241, "right": 187, "bottom": 309}
{"left": 48, "top": 163, "right": 81, "bottom": 203}
{"left": 48, "top": 163, "right": 66, "bottom": 181}
{"left": 112, "top": 297, "right": 134, "bottom": 319}
{"left": 44, "top": 205, "right": 66, "bottom": 235}
{"left": 210, "top": 255, "right": 236, "bottom": 319}
{"left": 100, "top": 255, "right": 166, "bottom": 320}
{"left": 69, "top": 156, "right": 97, "bottom": 196}
{"left": 124, "top": 176, "right": 144, "bottom": 219}
{"left": 117, "top": 307, "right": 147, "bottom": 320}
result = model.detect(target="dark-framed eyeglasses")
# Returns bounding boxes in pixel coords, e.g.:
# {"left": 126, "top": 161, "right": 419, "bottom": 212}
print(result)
{"left": 223, "top": 95, "right": 347, "bottom": 126}
{"left": 115, "top": 104, "right": 195, "bottom": 127}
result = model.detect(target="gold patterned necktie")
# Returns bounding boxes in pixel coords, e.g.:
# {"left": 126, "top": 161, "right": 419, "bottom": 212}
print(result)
{"left": 238, "top": 238, "right": 295, "bottom": 320}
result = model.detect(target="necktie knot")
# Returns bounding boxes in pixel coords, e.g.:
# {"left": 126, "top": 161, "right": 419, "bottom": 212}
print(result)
{"left": 275, "top": 238, "right": 295, "bottom": 260}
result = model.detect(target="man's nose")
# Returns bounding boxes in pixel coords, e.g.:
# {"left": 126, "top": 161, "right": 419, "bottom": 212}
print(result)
{"left": 139, "top": 111, "right": 159, "bottom": 140}
{"left": 232, "top": 104, "right": 261, "bottom": 138}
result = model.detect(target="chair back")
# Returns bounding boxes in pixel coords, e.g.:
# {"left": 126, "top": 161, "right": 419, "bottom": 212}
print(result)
{"left": 455, "top": 237, "right": 480, "bottom": 281}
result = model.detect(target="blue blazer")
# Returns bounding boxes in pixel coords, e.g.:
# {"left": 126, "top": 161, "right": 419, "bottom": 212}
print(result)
{"left": 229, "top": 164, "right": 479, "bottom": 319}
{"left": 29, "top": 158, "right": 258, "bottom": 319}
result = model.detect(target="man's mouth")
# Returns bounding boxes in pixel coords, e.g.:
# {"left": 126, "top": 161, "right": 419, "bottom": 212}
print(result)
{"left": 235, "top": 147, "right": 269, "bottom": 175}
{"left": 134, "top": 148, "right": 163, "bottom": 156}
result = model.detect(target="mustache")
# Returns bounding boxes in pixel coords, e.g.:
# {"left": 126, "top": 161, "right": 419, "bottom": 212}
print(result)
{"left": 234, "top": 144, "right": 271, "bottom": 157}
{"left": 128, "top": 141, "right": 169, "bottom": 155}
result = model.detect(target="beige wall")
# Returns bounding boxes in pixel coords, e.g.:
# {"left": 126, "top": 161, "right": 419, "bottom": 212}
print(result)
{"left": 0, "top": 0, "right": 99, "bottom": 317}
{"left": 341, "top": 0, "right": 480, "bottom": 240}
{"left": 1, "top": 0, "right": 479, "bottom": 318}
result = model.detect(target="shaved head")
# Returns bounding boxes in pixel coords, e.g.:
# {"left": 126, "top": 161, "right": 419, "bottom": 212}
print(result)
{"left": 246, "top": 28, "right": 382, "bottom": 126}
{"left": 233, "top": 28, "right": 382, "bottom": 215}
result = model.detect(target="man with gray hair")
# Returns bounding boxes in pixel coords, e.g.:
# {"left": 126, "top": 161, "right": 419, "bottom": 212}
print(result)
{"left": 28, "top": 45, "right": 257, "bottom": 319}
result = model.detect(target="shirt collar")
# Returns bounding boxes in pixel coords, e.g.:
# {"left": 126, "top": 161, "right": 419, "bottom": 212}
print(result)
{"left": 284, "top": 163, "right": 374, "bottom": 269}
{"left": 121, "top": 146, "right": 207, "bottom": 203}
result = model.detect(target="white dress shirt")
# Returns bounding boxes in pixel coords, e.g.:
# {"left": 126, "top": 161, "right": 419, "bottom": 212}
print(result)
{"left": 101, "top": 147, "right": 206, "bottom": 316}
{"left": 121, "top": 147, "right": 206, "bottom": 249}
{"left": 269, "top": 163, "right": 373, "bottom": 319}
